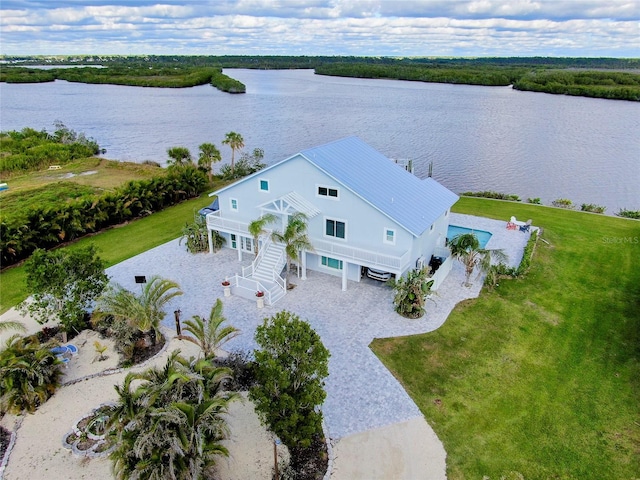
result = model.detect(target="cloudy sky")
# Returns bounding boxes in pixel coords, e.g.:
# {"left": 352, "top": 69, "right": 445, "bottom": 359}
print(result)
{"left": 1, "top": 0, "right": 638, "bottom": 57}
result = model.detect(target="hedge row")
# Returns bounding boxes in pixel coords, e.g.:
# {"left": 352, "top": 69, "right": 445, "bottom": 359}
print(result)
{"left": 0, "top": 165, "right": 207, "bottom": 267}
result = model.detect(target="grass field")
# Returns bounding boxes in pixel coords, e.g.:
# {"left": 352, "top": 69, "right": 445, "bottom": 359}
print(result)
{"left": 372, "top": 198, "right": 640, "bottom": 479}
{"left": 0, "top": 193, "right": 213, "bottom": 313}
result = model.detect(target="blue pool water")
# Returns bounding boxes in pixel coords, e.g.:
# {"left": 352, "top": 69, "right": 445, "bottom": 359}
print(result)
{"left": 447, "top": 225, "right": 493, "bottom": 249}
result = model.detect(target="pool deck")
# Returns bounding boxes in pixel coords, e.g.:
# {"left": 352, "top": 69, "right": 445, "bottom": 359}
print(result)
{"left": 105, "top": 213, "right": 532, "bottom": 441}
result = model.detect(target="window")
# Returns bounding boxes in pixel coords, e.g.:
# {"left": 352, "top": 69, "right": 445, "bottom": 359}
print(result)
{"left": 230, "top": 198, "right": 238, "bottom": 211}
{"left": 321, "top": 256, "right": 343, "bottom": 270}
{"left": 241, "top": 236, "right": 253, "bottom": 253}
{"left": 384, "top": 228, "right": 395, "bottom": 244}
{"left": 325, "top": 219, "right": 345, "bottom": 239}
{"left": 317, "top": 186, "right": 339, "bottom": 199}
{"left": 430, "top": 224, "right": 434, "bottom": 231}
{"left": 230, "top": 234, "right": 237, "bottom": 249}
{"left": 259, "top": 179, "right": 269, "bottom": 192}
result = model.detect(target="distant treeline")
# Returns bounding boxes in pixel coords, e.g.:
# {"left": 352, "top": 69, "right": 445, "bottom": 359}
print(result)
{"left": 1, "top": 55, "right": 639, "bottom": 100}
{"left": 0, "top": 65, "right": 245, "bottom": 93}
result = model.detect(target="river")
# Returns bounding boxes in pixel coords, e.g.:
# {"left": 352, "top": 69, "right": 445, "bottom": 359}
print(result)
{"left": 1, "top": 69, "right": 638, "bottom": 213}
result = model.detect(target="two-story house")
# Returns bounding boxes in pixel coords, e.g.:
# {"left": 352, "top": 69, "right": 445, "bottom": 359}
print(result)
{"left": 204, "top": 136, "right": 458, "bottom": 305}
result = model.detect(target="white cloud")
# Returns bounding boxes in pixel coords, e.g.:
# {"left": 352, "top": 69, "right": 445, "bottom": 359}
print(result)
{"left": 0, "top": 0, "right": 637, "bottom": 56}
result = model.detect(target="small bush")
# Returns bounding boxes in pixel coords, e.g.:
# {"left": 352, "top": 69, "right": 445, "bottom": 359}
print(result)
{"left": 551, "top": 198, "right": 574, "bottom": 209}
{"left": 580, "top": 203, "right": 606, "bottom": 214}
{"left": 527, "top": 197, "right": 541, "bottom": 204}
{"left": 460, "top": 191, "right": 521, "bottom": 202}
{"left": 215, "top": 350, "right": 256, "bottom": 391}
{"left": 616, "top": 208, "right": 640, "bottom": 220}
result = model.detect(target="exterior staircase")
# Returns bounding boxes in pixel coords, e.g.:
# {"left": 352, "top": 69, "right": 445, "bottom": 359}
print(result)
{"left": 240, "top": 237, "right": 287, "bottom": 305}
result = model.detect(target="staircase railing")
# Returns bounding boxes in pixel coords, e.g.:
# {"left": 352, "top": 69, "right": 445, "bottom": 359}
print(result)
{"left": 242, "top": 233, "right": 272, "bottom": 278}
{"left": 271, "top": 248, "right": 287, "bottom": 292}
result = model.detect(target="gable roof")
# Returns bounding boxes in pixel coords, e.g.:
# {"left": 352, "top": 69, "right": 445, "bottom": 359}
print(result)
{"left": 300, "top": 137, "right": 459, "bottom": 237}
{"left": 211, "top": 136, "right": 459, "bottom": 237}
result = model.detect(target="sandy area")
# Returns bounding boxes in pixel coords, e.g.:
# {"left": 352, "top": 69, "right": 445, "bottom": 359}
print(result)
{"left": 0, "top": 326, "right": 276, "bottom": 480}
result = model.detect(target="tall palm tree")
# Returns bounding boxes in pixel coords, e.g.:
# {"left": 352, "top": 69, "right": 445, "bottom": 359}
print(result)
{"left": 197, "top": 142, "right": 221, "bottom": 182}
{"left": 247, "top": 213, "right": 277, "bottom": 256}
{"left": 222, "top": 131, "right": 244, "bottom": 174}
{"left": 182, "top": 299, "right": 240, "bottom": 359}
{"left": 449, "top": 233, "right": 508, "bottom": 287}
{"left": 271, "top": 212, "right": 314, "bottom": 283}
{"left": 93, "top": 275, "right": 183, "bottom": 345}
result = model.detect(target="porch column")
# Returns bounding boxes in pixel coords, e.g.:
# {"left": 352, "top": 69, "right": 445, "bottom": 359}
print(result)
{"left": 207, "top": 229, "right": 213, "bottom": 254}
{"left": 301, "top": 251, "right": 307, "bottom": 280}
{"left": 237, "top": 243, "right": 242, "bottom": 261}
{"left": 341, "top": 261, "right": 348, "bottom": 291}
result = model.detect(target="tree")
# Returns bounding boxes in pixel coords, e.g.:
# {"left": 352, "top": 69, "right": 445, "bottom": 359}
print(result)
{"left": 271, "top": 212, "right": 314, "bottom": 283}
{"left": 167, "top": 146, "right": 193, "bottom": 167}
{"left": 93, "top": 275, "right": 183, "bottom": 348}
{"left": 388, "top": 268, "right": 434, "bottom": 319}
{"left": 222, "top": 131, "right": 244, "bottom": 174}
{"left": 247, "top": 213, "right": 277, "bottom": 256}
{"left": 249, "top": 311, "right": 330, "bottom": 464}
{"left": 449, "top": 233, "right": 508, "bottom": 287}
{"left": 197, "top": 142, "right": 221, "bottom": 182}
{"left": 20, "top": 245, "right": 108, "bottom": 334}
{"left": 182, "top": 299, "right": 240, "bottom": 359}
{"left": 108, "top": 351, "right": 236, "bottom": 480}
{"left": 0, "top": 335, "right": 63, "bottom": 413}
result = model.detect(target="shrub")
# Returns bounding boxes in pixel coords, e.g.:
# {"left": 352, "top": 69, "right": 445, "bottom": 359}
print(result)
{"left": 389, "top": 268, "right": 434, "bottom": 318}
{"left": 527, "top": 197, "right": 541, "bottom": 204}
{"left": 580, "top": 203, "right": 606, "bottom": 214}
{"left": 460, "top": 191, "right": 521, "bottom": 202}
{"left": 552, "top": 198, "right": 575, "bottom": 209}
{"left": 616, "top": 209, "right": 640, "bottom": 220}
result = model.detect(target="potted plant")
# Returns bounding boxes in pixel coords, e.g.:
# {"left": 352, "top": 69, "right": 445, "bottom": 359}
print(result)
{"left": 255, "top": 290, "right": 265, "bottom": 308}
{"left": 222, "top": 279, "right": 231, "bottom": 297}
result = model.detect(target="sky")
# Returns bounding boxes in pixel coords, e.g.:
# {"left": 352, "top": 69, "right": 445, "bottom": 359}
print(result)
{"left": 1, "top": 1, "right": 638, "bottom": 58}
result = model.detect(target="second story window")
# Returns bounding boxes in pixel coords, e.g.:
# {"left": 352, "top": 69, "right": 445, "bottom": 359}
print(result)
{"left": 230, "top": 198, "right": 238, "bottom": 211}
{"left": 260, "top": 179, "right": 269, "bottom": 192}
{"left": 326, "top": 219, "right": 345, "bottom": 239}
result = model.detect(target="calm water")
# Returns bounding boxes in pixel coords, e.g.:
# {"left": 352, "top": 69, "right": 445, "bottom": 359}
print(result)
{"left": 1, "top": 69, "right": 638, "bottom": 212}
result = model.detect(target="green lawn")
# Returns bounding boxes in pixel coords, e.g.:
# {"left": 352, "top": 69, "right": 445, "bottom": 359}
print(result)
{"left": 0, "top": 194, "right": 213, "bottom": 313}
{"left": 372, "top": 198, "right": 640, "bottom": 479}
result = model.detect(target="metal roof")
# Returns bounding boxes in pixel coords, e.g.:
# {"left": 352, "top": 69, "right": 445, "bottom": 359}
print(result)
{"left": 300, "top": 136, "right": 459, "bottom": 237}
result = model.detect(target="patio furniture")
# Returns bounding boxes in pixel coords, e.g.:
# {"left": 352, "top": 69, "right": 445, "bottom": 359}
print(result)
{"left": 519, "top": 219, "right": 532, "bottom": 232}
{"left": 506, "top": 221, "right": 517, "bottom": 230}
{"left": 64, "top": 344, "right": 79, "bottom": 355}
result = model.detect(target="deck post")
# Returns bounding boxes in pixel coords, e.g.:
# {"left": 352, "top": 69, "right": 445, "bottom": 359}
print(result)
{"left": 341, "top": 262, "right": 348, "bottom": 291}
{"left": 301, "top": 251, "right": 307, "bottom": 280}
{"left": 207, "top": 229, "right": 213, "bottom": 254}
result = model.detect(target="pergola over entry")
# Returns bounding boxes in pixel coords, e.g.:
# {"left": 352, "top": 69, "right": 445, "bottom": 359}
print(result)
{"left": 257, "top": 191, "right": 321, "bottom": 220}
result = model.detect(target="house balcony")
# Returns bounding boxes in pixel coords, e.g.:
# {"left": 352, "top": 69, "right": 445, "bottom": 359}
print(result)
{"left": 205, "top": 211, "right": 250, "bottom": 236}
{"left": 313, "top": 238, "right": 411, "bottom": 273}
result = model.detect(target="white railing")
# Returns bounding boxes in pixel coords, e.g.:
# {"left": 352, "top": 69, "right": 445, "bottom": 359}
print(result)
{"left": 271, "top": 248, "right": 287, "bottom": 291}
{"left": 428, "top": 255, "right": 453, "bottom": 291}
{"left": 313, "top": 239, "right": 410, "bottom": 271}
{"left": 206, "top": 213, "right": 250, "bottom": 235}
{"left": 433, "top": 246, "right": 451, "bottom": 259}
{"left": 232, "top": 274, "right": 272, "bottom": 305}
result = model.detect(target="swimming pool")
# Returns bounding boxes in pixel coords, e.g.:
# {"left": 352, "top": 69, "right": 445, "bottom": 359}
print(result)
{"left": 447, "top": 225, "right": 493, "bottom": 249}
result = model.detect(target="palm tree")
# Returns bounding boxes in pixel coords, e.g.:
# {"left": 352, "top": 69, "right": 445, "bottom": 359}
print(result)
{"left": 271, "top": 212, "right": 314, "bottom": 283}
{"left": 109, "top": 351, "right": 237, "bottom": 480}
{"left": 247, "top": 213, "right": 277, "bottom": 256}
{"left": 167, "top": 146, "right": 193, "bottom": 167}
{"left": 0, "top": 320, "right": 26, "bottom": 333}
{"left": 449, "top": 233, "right": 508, "bottom": 287}
{"left": 222, "top": 131, "right": 244, "bottom": 174}
{"left": 0, "top": 335, "right": 63, "bottom": 413}
{"left": 182, "top": 299, "right": 240, "bottom": 359}
{"left": 94, "top": 275, "right": 183, "bottom": 346}
{"left": 197, "top": 142, "right": 221, "bottom": 182}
